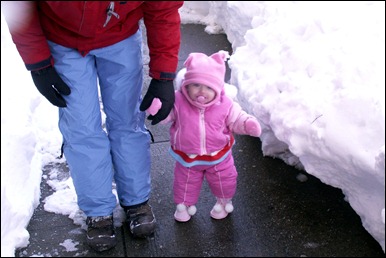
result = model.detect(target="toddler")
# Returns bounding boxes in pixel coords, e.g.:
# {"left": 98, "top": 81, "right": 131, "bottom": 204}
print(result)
{"left": 147, "top": 50, "right": 261, "bottom": 222}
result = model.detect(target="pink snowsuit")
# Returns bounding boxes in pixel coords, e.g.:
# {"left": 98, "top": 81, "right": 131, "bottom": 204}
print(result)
{"left": 148, "top": 51, "right": 261, "bottom": 208}
{"left": 163, "top": 84, "right": 261, "bottom": 206}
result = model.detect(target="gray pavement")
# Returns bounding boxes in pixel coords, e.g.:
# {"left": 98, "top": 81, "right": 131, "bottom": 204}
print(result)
{"left": 15, "top": 24, "right": 384, "bottom": 257}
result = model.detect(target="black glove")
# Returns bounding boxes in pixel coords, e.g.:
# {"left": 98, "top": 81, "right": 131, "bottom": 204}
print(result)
{"left": 140, "top": 79, "right": 175, "bottom": 125}
{"left": 31, "top": 66, "right": 71, "bottom": 107}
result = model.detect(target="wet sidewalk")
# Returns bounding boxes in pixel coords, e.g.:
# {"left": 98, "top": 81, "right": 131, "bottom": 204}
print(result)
{"left": 15, "top": 24, "right": 384, "bottom": 257}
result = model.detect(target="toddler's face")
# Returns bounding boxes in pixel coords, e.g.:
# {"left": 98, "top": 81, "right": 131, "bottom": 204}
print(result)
{"left": 186, "top": 83, "right": 216, "bottom": 104}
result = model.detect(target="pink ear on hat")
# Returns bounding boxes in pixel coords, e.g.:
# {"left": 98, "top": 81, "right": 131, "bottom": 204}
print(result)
{"left": 212, "top": 50, "right": 230, "bottom": 62}
{"left": 181, "top": 50, "right": 230, "bottom": 107}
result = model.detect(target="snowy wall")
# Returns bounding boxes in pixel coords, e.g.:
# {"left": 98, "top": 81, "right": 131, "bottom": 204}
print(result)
{"left": 180, "top": 1, "right": 385, "bottom": 252}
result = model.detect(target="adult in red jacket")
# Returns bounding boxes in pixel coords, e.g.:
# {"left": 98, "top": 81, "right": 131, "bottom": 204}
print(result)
{"left": 2, "top": 1, "right": 183, "bottom": 252}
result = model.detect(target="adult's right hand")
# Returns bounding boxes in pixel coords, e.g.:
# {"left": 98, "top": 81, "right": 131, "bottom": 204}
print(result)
{"left": 31, "top": 66, "right": 71, "bottom": 107}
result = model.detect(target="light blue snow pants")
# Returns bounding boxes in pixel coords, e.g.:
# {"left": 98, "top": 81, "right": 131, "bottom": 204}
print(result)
{"left": 48, "top": 29, "right": 152, "bottom": 217}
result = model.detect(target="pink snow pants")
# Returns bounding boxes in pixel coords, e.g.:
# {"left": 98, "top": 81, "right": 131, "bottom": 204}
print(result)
{"left": 173, "top": 153, "right": 238, "bottom": 206}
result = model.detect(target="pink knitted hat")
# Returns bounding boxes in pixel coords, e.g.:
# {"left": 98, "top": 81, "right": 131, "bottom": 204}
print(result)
{"left": 181, "top": 50, "right": 229, "bottom": 107}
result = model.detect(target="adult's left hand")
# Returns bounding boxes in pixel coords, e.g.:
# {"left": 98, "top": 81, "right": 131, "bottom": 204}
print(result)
{"left": 140, "top": 79, "right": 175, "bottom": 125}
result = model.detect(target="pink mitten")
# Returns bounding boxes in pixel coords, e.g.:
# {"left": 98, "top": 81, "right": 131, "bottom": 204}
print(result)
{"left": 245, "top": 118, "right": 261, "bottom": 137}
{"left": 146, "top": 98, "right": 162, "bottom": 116}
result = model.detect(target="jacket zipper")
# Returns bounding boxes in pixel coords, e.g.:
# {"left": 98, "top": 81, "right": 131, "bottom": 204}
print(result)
{"left": 103, "top": 2, "right": 120, "bottom": 27}
{"left": 199, "top": 109, "right": 206, "bottom": 155}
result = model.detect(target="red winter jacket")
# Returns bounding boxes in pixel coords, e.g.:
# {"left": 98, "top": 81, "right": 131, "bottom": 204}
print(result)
{"left": 1, "top": 1, "right": 183, "bottom": 80}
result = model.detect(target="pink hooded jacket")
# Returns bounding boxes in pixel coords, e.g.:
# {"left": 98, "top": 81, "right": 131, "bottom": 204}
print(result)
{"left": 152, "top": 51, "right": 261, "bottom": 167}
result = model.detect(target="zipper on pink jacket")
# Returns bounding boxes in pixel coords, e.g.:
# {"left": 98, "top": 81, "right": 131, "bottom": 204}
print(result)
{"left": 199, "top": 109, "right": 207, "bottom": 155}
